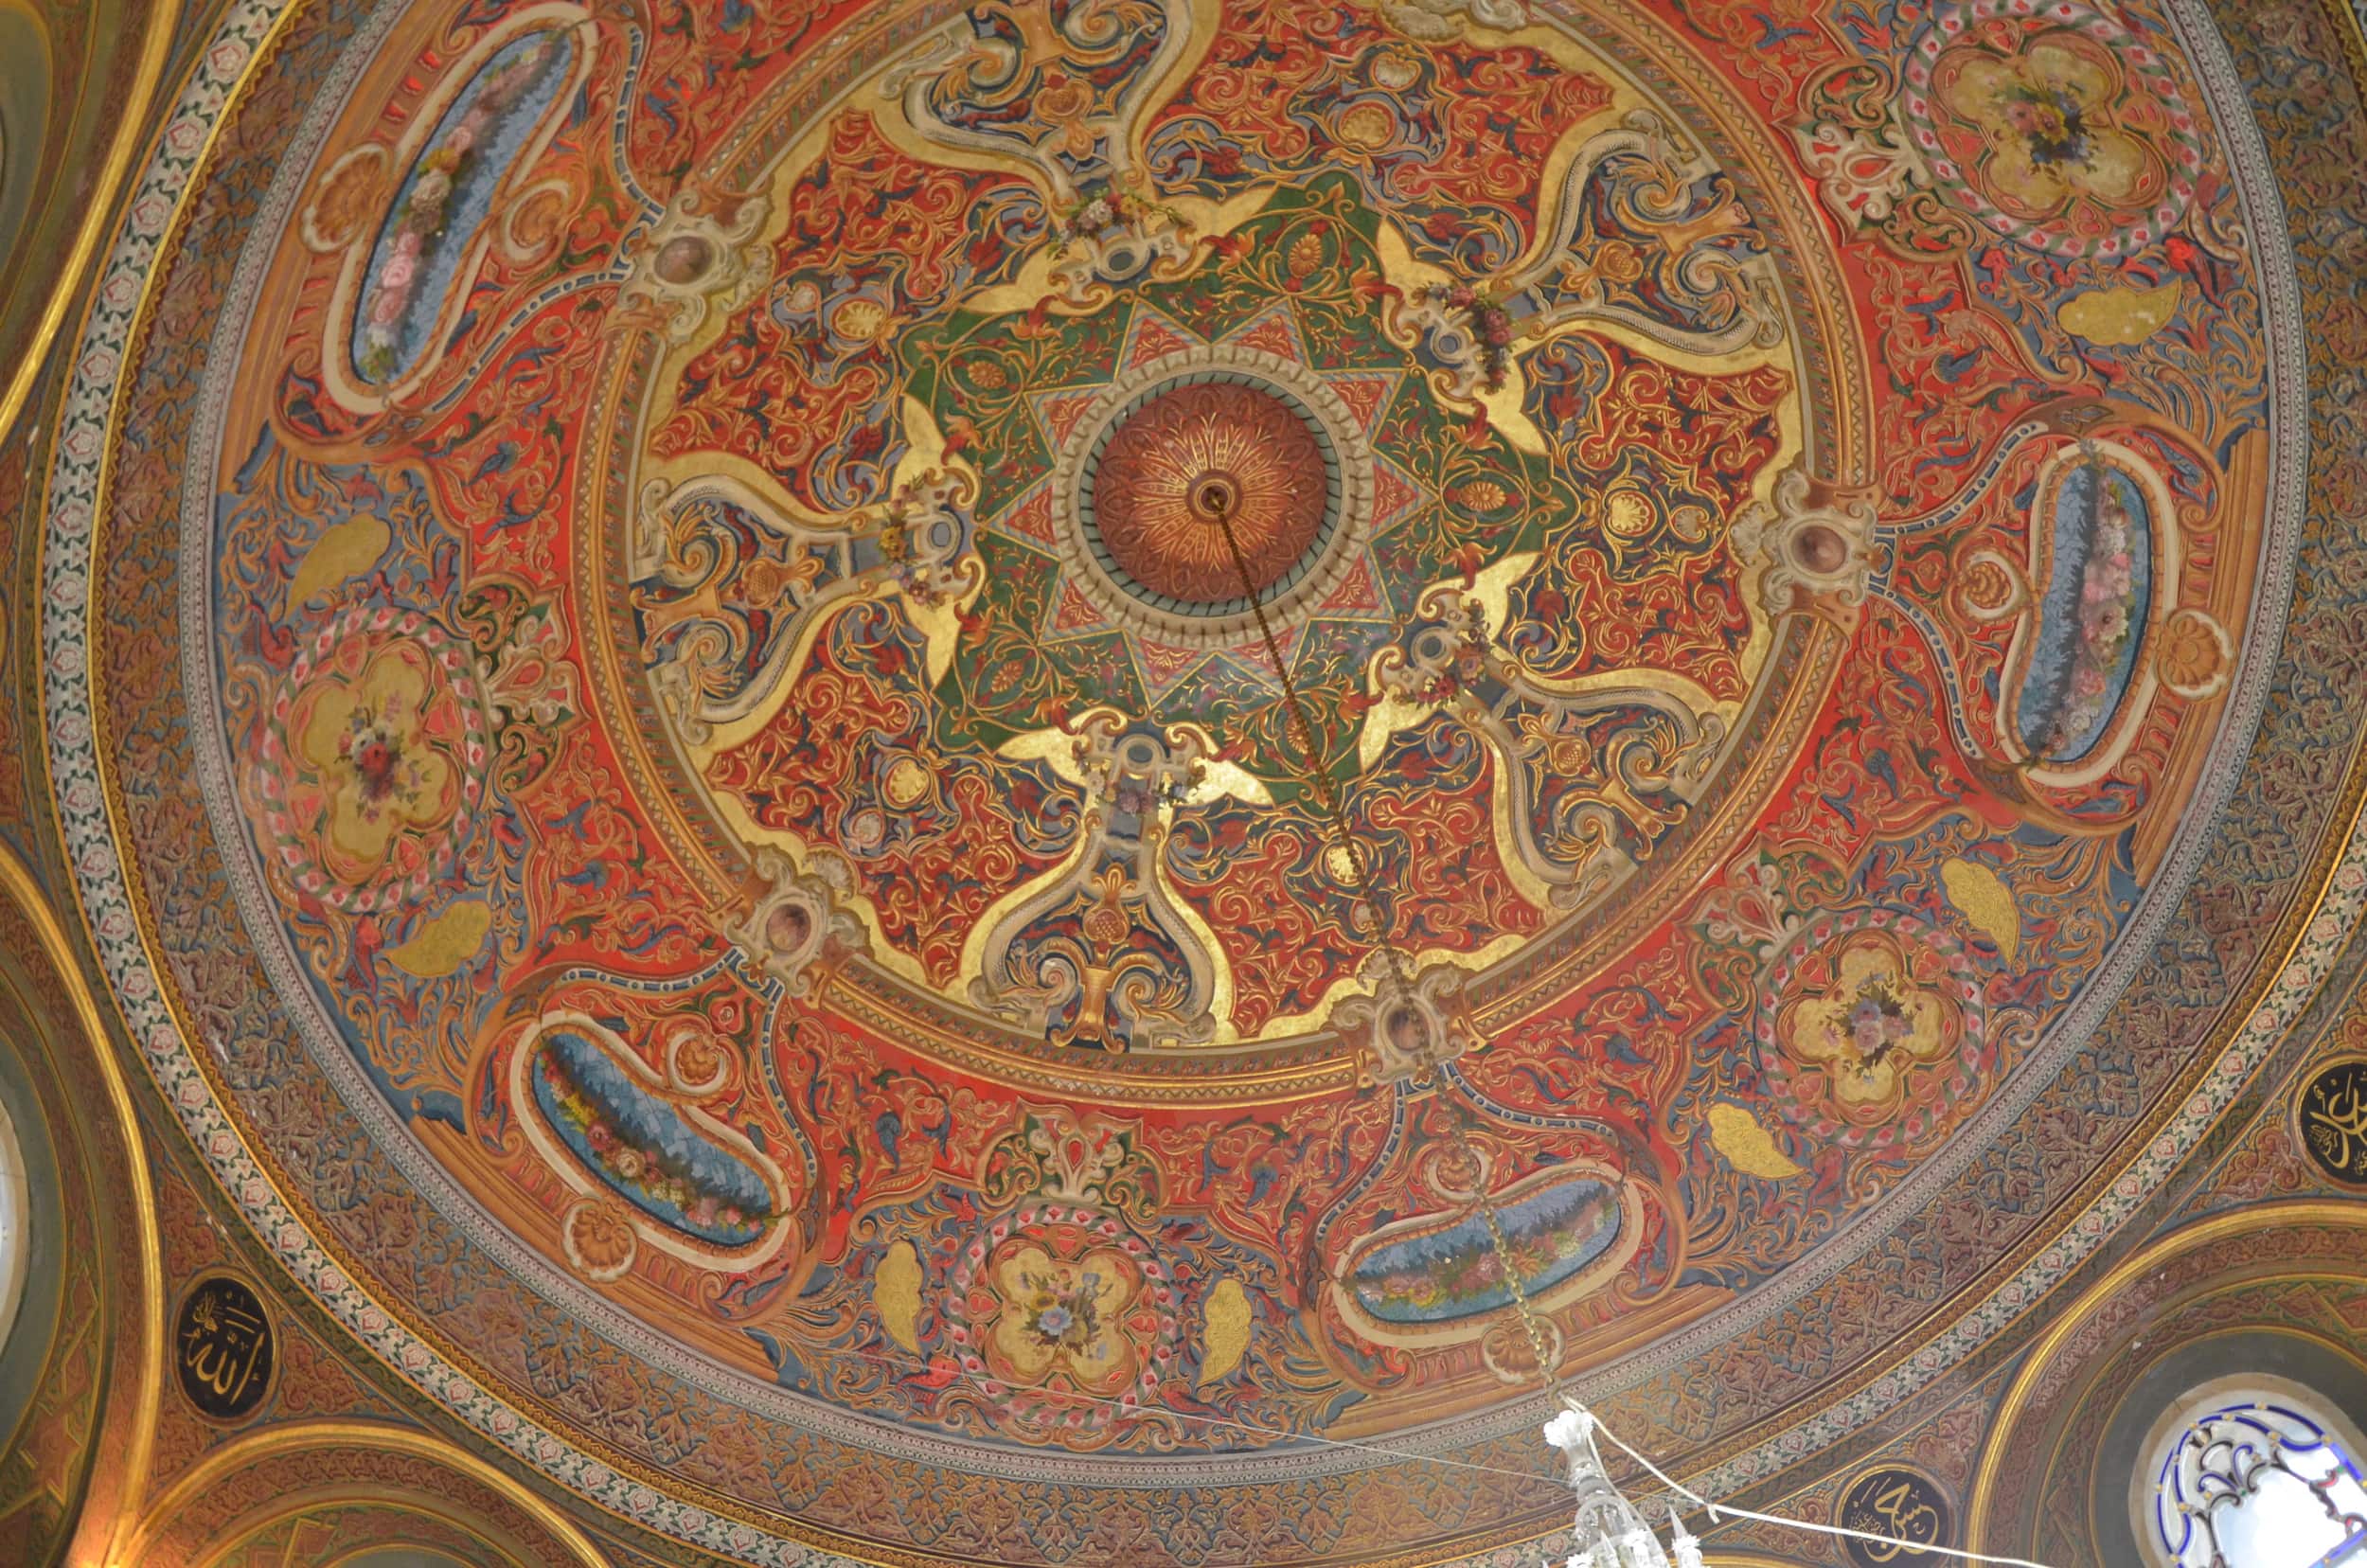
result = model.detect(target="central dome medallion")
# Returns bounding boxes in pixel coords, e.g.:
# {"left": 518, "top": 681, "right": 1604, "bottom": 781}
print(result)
{"left": 637, "top": 167, "right": 1811, "bottom": 1052}
{"left": 1062, "top": 348, "right": 1370, "bottom": 644}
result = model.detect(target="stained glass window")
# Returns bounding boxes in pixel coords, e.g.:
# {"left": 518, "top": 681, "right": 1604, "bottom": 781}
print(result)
{"left": 2150, "top": 1395, "right": 2367, "bottom": 1568}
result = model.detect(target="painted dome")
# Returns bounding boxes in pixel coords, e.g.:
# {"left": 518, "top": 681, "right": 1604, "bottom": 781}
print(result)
{"left": 38, "top": 0, "right": 2353, "bottom": 1560}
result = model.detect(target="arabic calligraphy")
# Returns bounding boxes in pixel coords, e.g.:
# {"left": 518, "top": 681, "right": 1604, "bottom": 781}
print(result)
{"left": 2300, "top": 1059, "right": 2367, "bottom": 1186}
{"left": 1839, "top": 1466, "right": 1953, "bottom": 1567}
{"left": 174, "top": 1273, "right": 276, "bottom": 1421}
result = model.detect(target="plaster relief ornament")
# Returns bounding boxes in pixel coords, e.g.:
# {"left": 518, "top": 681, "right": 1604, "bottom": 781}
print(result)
{"left": 61, "top": 0, "right": 2309, "bottom": 1555}
{"left": 1375, "top": 579, "right": 1724, "bottom": 911}
{"left": 1047, "top": 340, "right": 1377, "bottom": 650}
{"left": 1732, "top": 463, "right": 1880, "bottom": 619}
{"left": 1332, "top": 957, "right": 1485, "bottom": 1085}
{"left": 1376, "top": 0, "right": 1533, "bottom": 42}
{"left": 617, "top": 185, "right": 773, "bottom": 343}
{"left": 1048, "top": 181, "right": 1201, "bottom": 306}
{"left": 970, "top": 715, "right": 1219, "bottom": 1051}
{"left": 629, "top": 469, "right": 938, "bottom": 746}
{"left": 885, "top": 0, "right": 1194, "bottom": 205}
{"left": 735, "top": 847, "right": 868, "bottom": 997}
{"left": 1790, "top": 62, "right": 1977, "bottom": 258}
{"left": 301, "top": 143, "right": 394, "bottom": 255}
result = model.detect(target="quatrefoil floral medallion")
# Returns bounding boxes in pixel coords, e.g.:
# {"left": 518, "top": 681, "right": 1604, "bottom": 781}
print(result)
{"left": 249, "top": 606, "right": 489, "bottom": 913}
{"left": 946, "top": 1202, "right": 1180, "bottom": 1435}
{"left": 989, "top": 1239, "right": 1140, "bottom": 1392}
{"left": 1939, "top": 36, "right": 2162, "bottom": 222}
{"left": 1900, "top": 0, "right": 2204, "bottom": 258}
{"left": 1759, "top": 908, "right": 1991, "bottom": 1151}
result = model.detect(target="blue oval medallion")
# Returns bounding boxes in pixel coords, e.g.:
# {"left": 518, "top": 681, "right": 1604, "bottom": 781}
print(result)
{"left": 1347, "top": 1174, "right": 1621, "bottom": 1325}
{"left": 353, "top": 30, "right": 575, "bottom": 385}
{"left": 529, "top": 1025, "right": 775, "bottom": 1247}
{"left": 2015, "top": 459, "right": 2153, "bottom": 764}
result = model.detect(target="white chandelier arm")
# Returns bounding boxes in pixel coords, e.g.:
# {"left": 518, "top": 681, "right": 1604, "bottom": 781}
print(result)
{"left": 1569, "top": 1402, "right": 2061, "bottom": 1568}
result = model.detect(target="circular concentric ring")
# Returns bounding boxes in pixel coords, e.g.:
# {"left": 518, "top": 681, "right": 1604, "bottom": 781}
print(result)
{"left": 1082, "top": 371, "right": 1339, "bottom": 614}
{"left": 1053, "top": 346, "right": 1373, "bottom": 650}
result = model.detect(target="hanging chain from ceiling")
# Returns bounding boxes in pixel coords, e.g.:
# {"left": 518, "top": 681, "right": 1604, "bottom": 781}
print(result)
{"left": 1201, "top": 485, "right": 2057, "bottom": 1568}
{"left": 1202, "top": 484, "right": 1563, "bottom": 1386}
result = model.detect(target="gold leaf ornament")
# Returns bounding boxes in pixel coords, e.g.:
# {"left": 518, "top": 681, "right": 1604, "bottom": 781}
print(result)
{"left": 385, "top": 900, "right": 491, "bottom": 978}
{"left": 287, "top": 512, "right": 391, "bottom": 609}
{"left": 875, "top": 1238, "right": 923, "bottom": 1352}
{"left": 1707, "top": 1103, "right": 1805, "bottom": 1180}
{"left": 2056, "top": 280, "right": 2181, "bottom": 347}
{"left": 1940, "top": 856, "right": 2020, "bottom": 962}
{"left": 1198, "top": 1277, "right": 1253, "bottom": 1384}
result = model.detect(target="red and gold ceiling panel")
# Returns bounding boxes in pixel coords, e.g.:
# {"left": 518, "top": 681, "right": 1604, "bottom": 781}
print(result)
{"left": 42, "top": 0, "right": 2357, "bottom": 1559}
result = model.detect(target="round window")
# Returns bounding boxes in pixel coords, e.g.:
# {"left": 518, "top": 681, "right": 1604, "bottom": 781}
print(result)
{"left": 2136, "top": 1375, "right": 2367, "bottom": 1568}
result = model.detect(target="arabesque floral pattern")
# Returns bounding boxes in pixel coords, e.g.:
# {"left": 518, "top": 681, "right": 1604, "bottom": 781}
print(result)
{"left": 290, "top": 642, "right": 458, "bottom": 876}
{"left": 251, "top": 607, "right": 488, "bottom": 912}
{"left": 988, "top": 1243, "right": 1140, "bottom": 1391}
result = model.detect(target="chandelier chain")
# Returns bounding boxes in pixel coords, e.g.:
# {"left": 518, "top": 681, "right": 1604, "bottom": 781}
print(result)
{"left": 1475, "top": 1134, "right": 1560, "bottom": 1381}
{"left": 1207, "top": 488, "right": 1565, "bottom": 1390}
{"left": 1206, "top": 489, "right": 1415, "bottom": 1004}
{"left": 1198, "top": 477, "right": 2048, "bottom": 1568}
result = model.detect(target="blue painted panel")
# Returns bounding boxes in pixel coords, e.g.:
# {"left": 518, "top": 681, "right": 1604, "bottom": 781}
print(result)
{"left": 529, "top": 1026, "right": 774, "bottom": 1247}
{"left": 2016, "top": 460, "right": 2153, "bottom": 764}
{"left": 352, "top": 30, "right": 574, "bottom": 384}
{"left": 1348, "top": 1175, "right": 1620, "bottom": 1324}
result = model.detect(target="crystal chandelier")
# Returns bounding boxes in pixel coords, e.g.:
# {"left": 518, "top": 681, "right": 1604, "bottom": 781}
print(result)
{"left": 1542, "top": 1407, "right": 1704, "bottom": 1568}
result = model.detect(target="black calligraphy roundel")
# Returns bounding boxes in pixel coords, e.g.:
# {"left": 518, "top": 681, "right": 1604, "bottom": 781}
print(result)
{"left": 174, "top": 1273, "right": 276, "bottom": 1422}
{"left": 1839, "top": 1465, "right": 1954, "bottom": 1567}
{"left": 2298, "top": 1058, "right": 2367, "bottom": 1188}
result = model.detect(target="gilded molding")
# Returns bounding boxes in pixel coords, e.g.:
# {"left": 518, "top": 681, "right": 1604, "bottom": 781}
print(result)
{"left": 116, "top": 1420, "right": 611, "bottom": 1566}
{"left": 0, "top": 0, "right": 176, "bottom": 441}
{"left": 0, "top": 843, "right": 161, "bottom": 1568}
